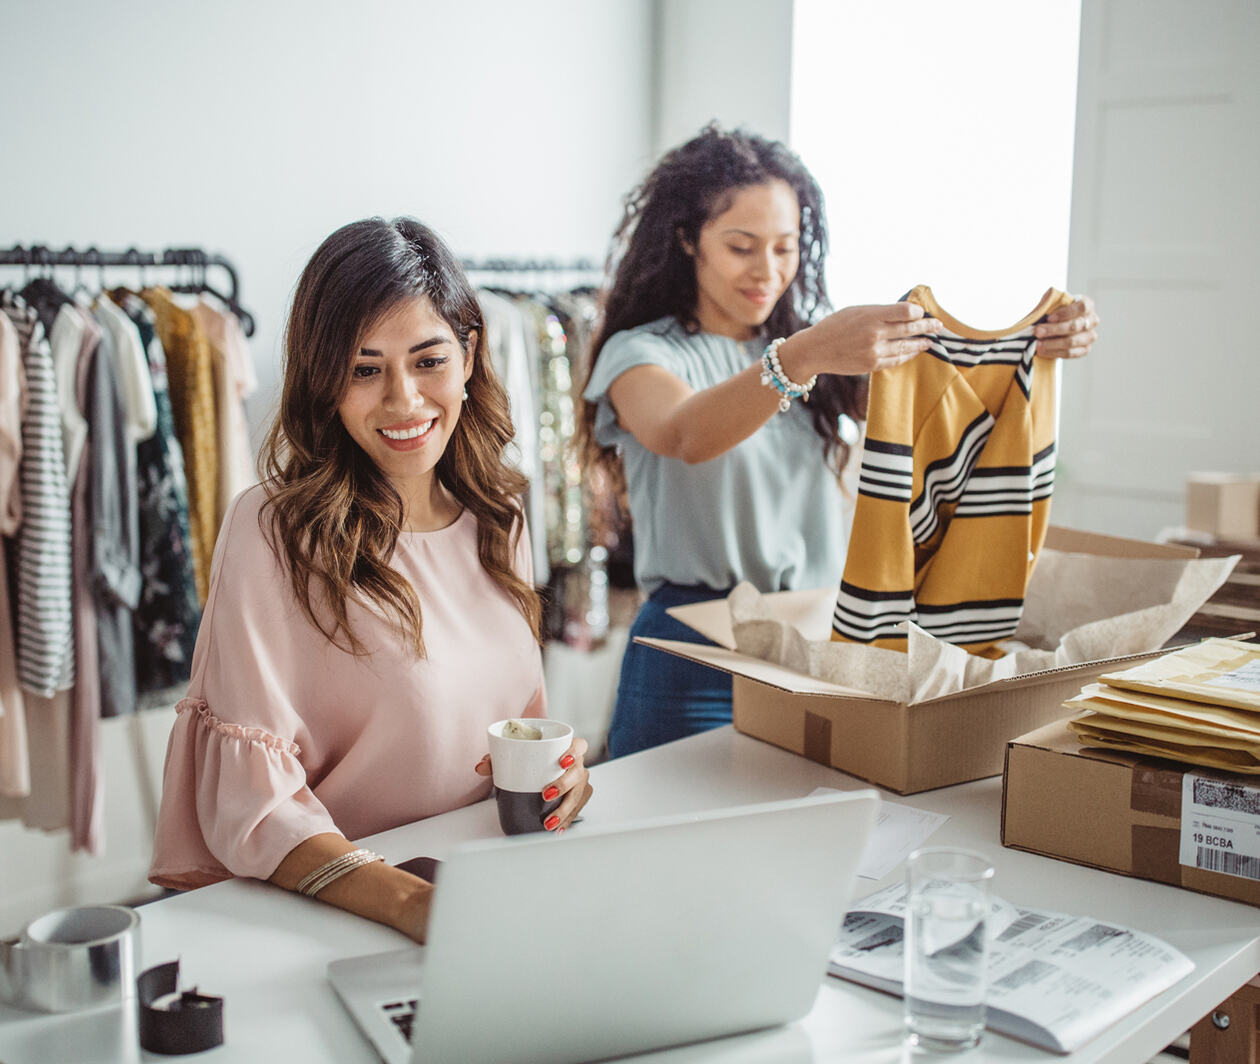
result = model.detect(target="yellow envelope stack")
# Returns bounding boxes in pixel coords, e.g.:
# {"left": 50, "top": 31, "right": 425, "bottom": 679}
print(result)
{"left": 1066, "top": 637, "right": 1260, "bottom": 773}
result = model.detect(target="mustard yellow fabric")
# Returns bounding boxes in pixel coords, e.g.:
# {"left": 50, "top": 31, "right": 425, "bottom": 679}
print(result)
{"left": 832, "top": 285, "right": 1073, "bottom": 656}
{"left": 143, "top": 289, "right": 218, "bottom": 604}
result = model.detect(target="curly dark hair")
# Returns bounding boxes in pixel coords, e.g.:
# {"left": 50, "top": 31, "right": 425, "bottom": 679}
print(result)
{"left": 259, "top": 216, "right": 541, "bottom": 658}
{"left": 578, "top": 123, "right": 868, "bottom": 489}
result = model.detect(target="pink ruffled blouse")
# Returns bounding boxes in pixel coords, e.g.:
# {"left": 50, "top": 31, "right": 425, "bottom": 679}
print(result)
{"left": 149, "top": 485, "right": 545, "bottom": 889}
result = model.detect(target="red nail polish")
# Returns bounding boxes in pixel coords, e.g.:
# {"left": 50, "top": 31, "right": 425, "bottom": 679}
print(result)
{"left": 542, "top": 785, "right": 559, "bottom": 801}
{"left": 544, "top": 815, "right": 560, "bottom": 831}
{"left": 559, "top": 754, "right": 575, "bottom": 769}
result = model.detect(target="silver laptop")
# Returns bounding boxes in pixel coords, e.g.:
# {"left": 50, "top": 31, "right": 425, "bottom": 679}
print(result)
{"left": 328, "top": 790, "right": 879, "bottom": 1064}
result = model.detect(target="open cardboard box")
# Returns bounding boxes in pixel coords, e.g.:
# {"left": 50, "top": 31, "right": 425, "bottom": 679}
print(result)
{"left": 1002, "top": 719, "right": 1260, "bottom": 908}
{"left": 638, "top": 527, "right": 1201, "bottom": 795}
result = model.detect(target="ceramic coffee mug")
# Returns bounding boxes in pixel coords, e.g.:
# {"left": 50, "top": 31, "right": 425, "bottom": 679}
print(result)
{"left": 487, "top": 719, "right": 574, "bottom": 834}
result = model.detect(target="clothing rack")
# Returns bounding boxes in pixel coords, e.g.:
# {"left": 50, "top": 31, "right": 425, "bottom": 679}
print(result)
{"left": 0, "top": 244, "right": 255, "bottom": 336}
{"left": 461, "top": 257, "right": 604, "bottom": 293}
{"left": 461, "top": 256, "right": 601, "bottom": 274}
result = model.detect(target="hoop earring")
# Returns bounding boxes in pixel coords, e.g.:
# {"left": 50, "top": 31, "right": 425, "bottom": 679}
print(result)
{"left": 461, "top": 387, "right": 469, "bottom": 401}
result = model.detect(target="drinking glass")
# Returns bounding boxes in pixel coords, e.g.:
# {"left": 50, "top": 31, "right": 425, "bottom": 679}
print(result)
{"left": 903, "top": 847, "right": 994, "bottom": 1051}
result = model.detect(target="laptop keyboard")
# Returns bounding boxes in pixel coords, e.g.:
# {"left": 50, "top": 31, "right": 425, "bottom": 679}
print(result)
{"left": 380, "top": 997, "right": 419, "bottom": 1045}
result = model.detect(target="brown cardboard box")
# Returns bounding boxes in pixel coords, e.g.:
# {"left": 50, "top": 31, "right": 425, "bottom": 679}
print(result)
{"left": 638, "top": 527, "right": 1200, "bottom": 795}
{"left": 1002, "top": 719, "right": 1260, "bottom": 908}
{"left": 1186, "top": 473, "right": 1260, "bottom": 540}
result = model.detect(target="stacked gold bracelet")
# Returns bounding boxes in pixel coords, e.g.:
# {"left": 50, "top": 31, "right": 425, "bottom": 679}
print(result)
{"left": 295, "top": 848, "right": 385, "bottom": 897}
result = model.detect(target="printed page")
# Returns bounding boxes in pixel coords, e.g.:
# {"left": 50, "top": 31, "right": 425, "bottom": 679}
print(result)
{"left": 984, "top": 909, "right": 1194, "bottom": 1052}
{"left": 829, "top": 886, "right": 1194, "bottom": 1054}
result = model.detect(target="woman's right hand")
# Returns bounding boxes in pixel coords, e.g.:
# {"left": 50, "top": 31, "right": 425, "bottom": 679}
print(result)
{"left": 777, "top": 303, "right": 944, "bottom": 381}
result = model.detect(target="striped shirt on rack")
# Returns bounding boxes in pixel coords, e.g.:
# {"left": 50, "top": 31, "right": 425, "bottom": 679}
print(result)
{"left": 2, "top": 292, "right": 75, "bottom": 695}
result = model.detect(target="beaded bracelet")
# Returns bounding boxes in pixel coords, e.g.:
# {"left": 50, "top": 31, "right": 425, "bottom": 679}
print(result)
{"left": 296, "top": 848, "right": 385, "bottom": 897}
{"left": 760, "top": 337, "right": 817, "bottom": 413}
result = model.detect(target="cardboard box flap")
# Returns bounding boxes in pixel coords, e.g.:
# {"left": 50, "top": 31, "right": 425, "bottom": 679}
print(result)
{"left": 639, "top": 636, "right": 1175, "bottom": 708}
{"left": 634, "top": 636, "right": 893, "bottom": 700}
{"left": 1043, "top": 525, "right": 1198, "bottom": 560}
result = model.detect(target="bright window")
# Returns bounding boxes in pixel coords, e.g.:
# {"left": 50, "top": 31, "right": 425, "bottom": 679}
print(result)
{"left": 790, "top": 0, "right": 1082, "bottom": 326}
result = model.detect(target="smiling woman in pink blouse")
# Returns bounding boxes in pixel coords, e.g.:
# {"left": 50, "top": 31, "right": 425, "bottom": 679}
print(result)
{"left": 149, "top": 217, "right": 592, "bottom": 943}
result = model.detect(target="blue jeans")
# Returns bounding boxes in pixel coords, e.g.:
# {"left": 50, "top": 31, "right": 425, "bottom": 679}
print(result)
{"left": 606, "top": 584, "right": 734, "bottom": 759}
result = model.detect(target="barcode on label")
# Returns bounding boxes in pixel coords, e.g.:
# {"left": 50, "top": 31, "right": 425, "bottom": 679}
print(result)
{"left": 1196, "top": 846, "right": 1260, "bottom": 881}
{"left": 1193, "top": 778, "right": 1260, "bottom": 816}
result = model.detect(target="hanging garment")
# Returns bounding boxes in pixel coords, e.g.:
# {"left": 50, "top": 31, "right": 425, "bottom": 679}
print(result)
{"left": 2, "top": 292, "right": 74, "bottom": 697}
{"left": 48, "top": 304, "right": 90, "bottom": 489}
{"left": 94, "top": 293, "right": 157, "bottom": 442}
{"left": 69, "top": 309, "right": 104, "bottom": 853}
{"left": 0, "top": 309, "right": 30, "bottom": 798}
{"left": 478, "top": 289, "right": 548, "bottom": 585}
{"left": 832, "top": 285, "right": 1072, "bottom": 657}
{"left": 190, "top": 295, "right": 256, "bottom": 521}
{"left": 559, "top": 289, "right": 634, "bottom": 589}
{"left": 89, "top": 303, "right": 141, "bottom": 721}
{"left": 0, "top": 690, "right": 71, "bottom": 831}
{"left": 143, "top": 287, "right": 217, "bottom": 603}
{"left": 16, "top": 277, "right": 65, "bottom": 338}
{"left": 115, "top": 293, "right": 201, "bottom": 695}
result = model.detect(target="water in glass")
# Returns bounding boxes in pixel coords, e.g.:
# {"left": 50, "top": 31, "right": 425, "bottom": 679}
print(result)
{"left": 904, "top": 879, "right": 987, "bottom": 1050}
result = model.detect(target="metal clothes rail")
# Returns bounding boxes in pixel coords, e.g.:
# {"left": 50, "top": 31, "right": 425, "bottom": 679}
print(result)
{"left": 0, "top": 244, "right": 255, "bottom": 336}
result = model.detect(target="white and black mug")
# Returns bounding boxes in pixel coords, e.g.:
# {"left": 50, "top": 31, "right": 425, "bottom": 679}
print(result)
{"left": 487, "top": 719, "right": 574, "bottom": 835}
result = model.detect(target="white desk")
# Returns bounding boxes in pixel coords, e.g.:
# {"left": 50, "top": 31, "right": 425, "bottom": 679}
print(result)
{"left": 3, "top": 726, "right": 1259, "bottom": 1064}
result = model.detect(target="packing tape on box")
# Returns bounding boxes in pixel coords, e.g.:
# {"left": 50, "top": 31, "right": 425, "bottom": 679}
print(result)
{"left": 1131, "top": 765, "right": 1186, "bottom": 884}
{"left": 803, "top": 711, "right": 831, "bottom": 765}
{"left": 137, "top": 960, "right": 224, "bottom": 1055}
{"left": 1131, "top": 765, "right": 1183, "bottom": 818}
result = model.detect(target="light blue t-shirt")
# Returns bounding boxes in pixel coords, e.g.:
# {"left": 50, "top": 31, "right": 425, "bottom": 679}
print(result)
{"left": 583, "top": 316, "right": 850, "bottom": 595}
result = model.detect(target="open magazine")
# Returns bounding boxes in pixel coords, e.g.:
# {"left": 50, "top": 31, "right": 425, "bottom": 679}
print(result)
{"left": 829, "top": 882, "right": 1194, "bottom": 1054}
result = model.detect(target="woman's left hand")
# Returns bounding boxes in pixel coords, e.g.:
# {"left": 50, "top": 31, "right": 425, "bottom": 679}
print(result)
{"left": 541, "top": 737, "right": 592, "bottom": 833}
{"left": 1034, "top": 291, "right": 1099, "bottom": 360}
{"left": 474, "top": 736, "right": 593, "bottom": 833}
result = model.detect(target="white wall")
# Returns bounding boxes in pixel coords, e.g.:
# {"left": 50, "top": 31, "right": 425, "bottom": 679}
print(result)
{"left": 1, "top": 0, "right": 655, "bottom": 448}
{"left": 790, "top": 0, "right": 1082, "bottom": 328}
{"left": 652, "top": 0, "right": 794, "bottom": 155}
{"left": 0, "top": 0, "right": 656, "bottom": 936}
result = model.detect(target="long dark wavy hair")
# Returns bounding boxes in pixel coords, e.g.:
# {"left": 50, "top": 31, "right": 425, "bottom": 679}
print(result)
{"left": 259, "top": 216, "right": 541, "bottom": 658}
{"left": 578, "top": 123, "right": 868, "bottom": 489}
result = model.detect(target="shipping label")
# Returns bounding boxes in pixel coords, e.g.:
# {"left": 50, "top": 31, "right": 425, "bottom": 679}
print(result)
{"left": 1179, "top": 774, "right": 1260, "bottom": 880}
{"left": 1204, "top": 660, "right": 1260, "bottom": 693}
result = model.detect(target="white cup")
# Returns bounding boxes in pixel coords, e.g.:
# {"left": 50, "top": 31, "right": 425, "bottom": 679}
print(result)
{"left": 487, "top": 719, "right": 573, "bottom": 834}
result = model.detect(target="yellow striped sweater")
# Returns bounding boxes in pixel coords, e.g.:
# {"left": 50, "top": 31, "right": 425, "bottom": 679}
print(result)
{"left": 831, "top": 285, "right": 1073, "bottom": 657}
